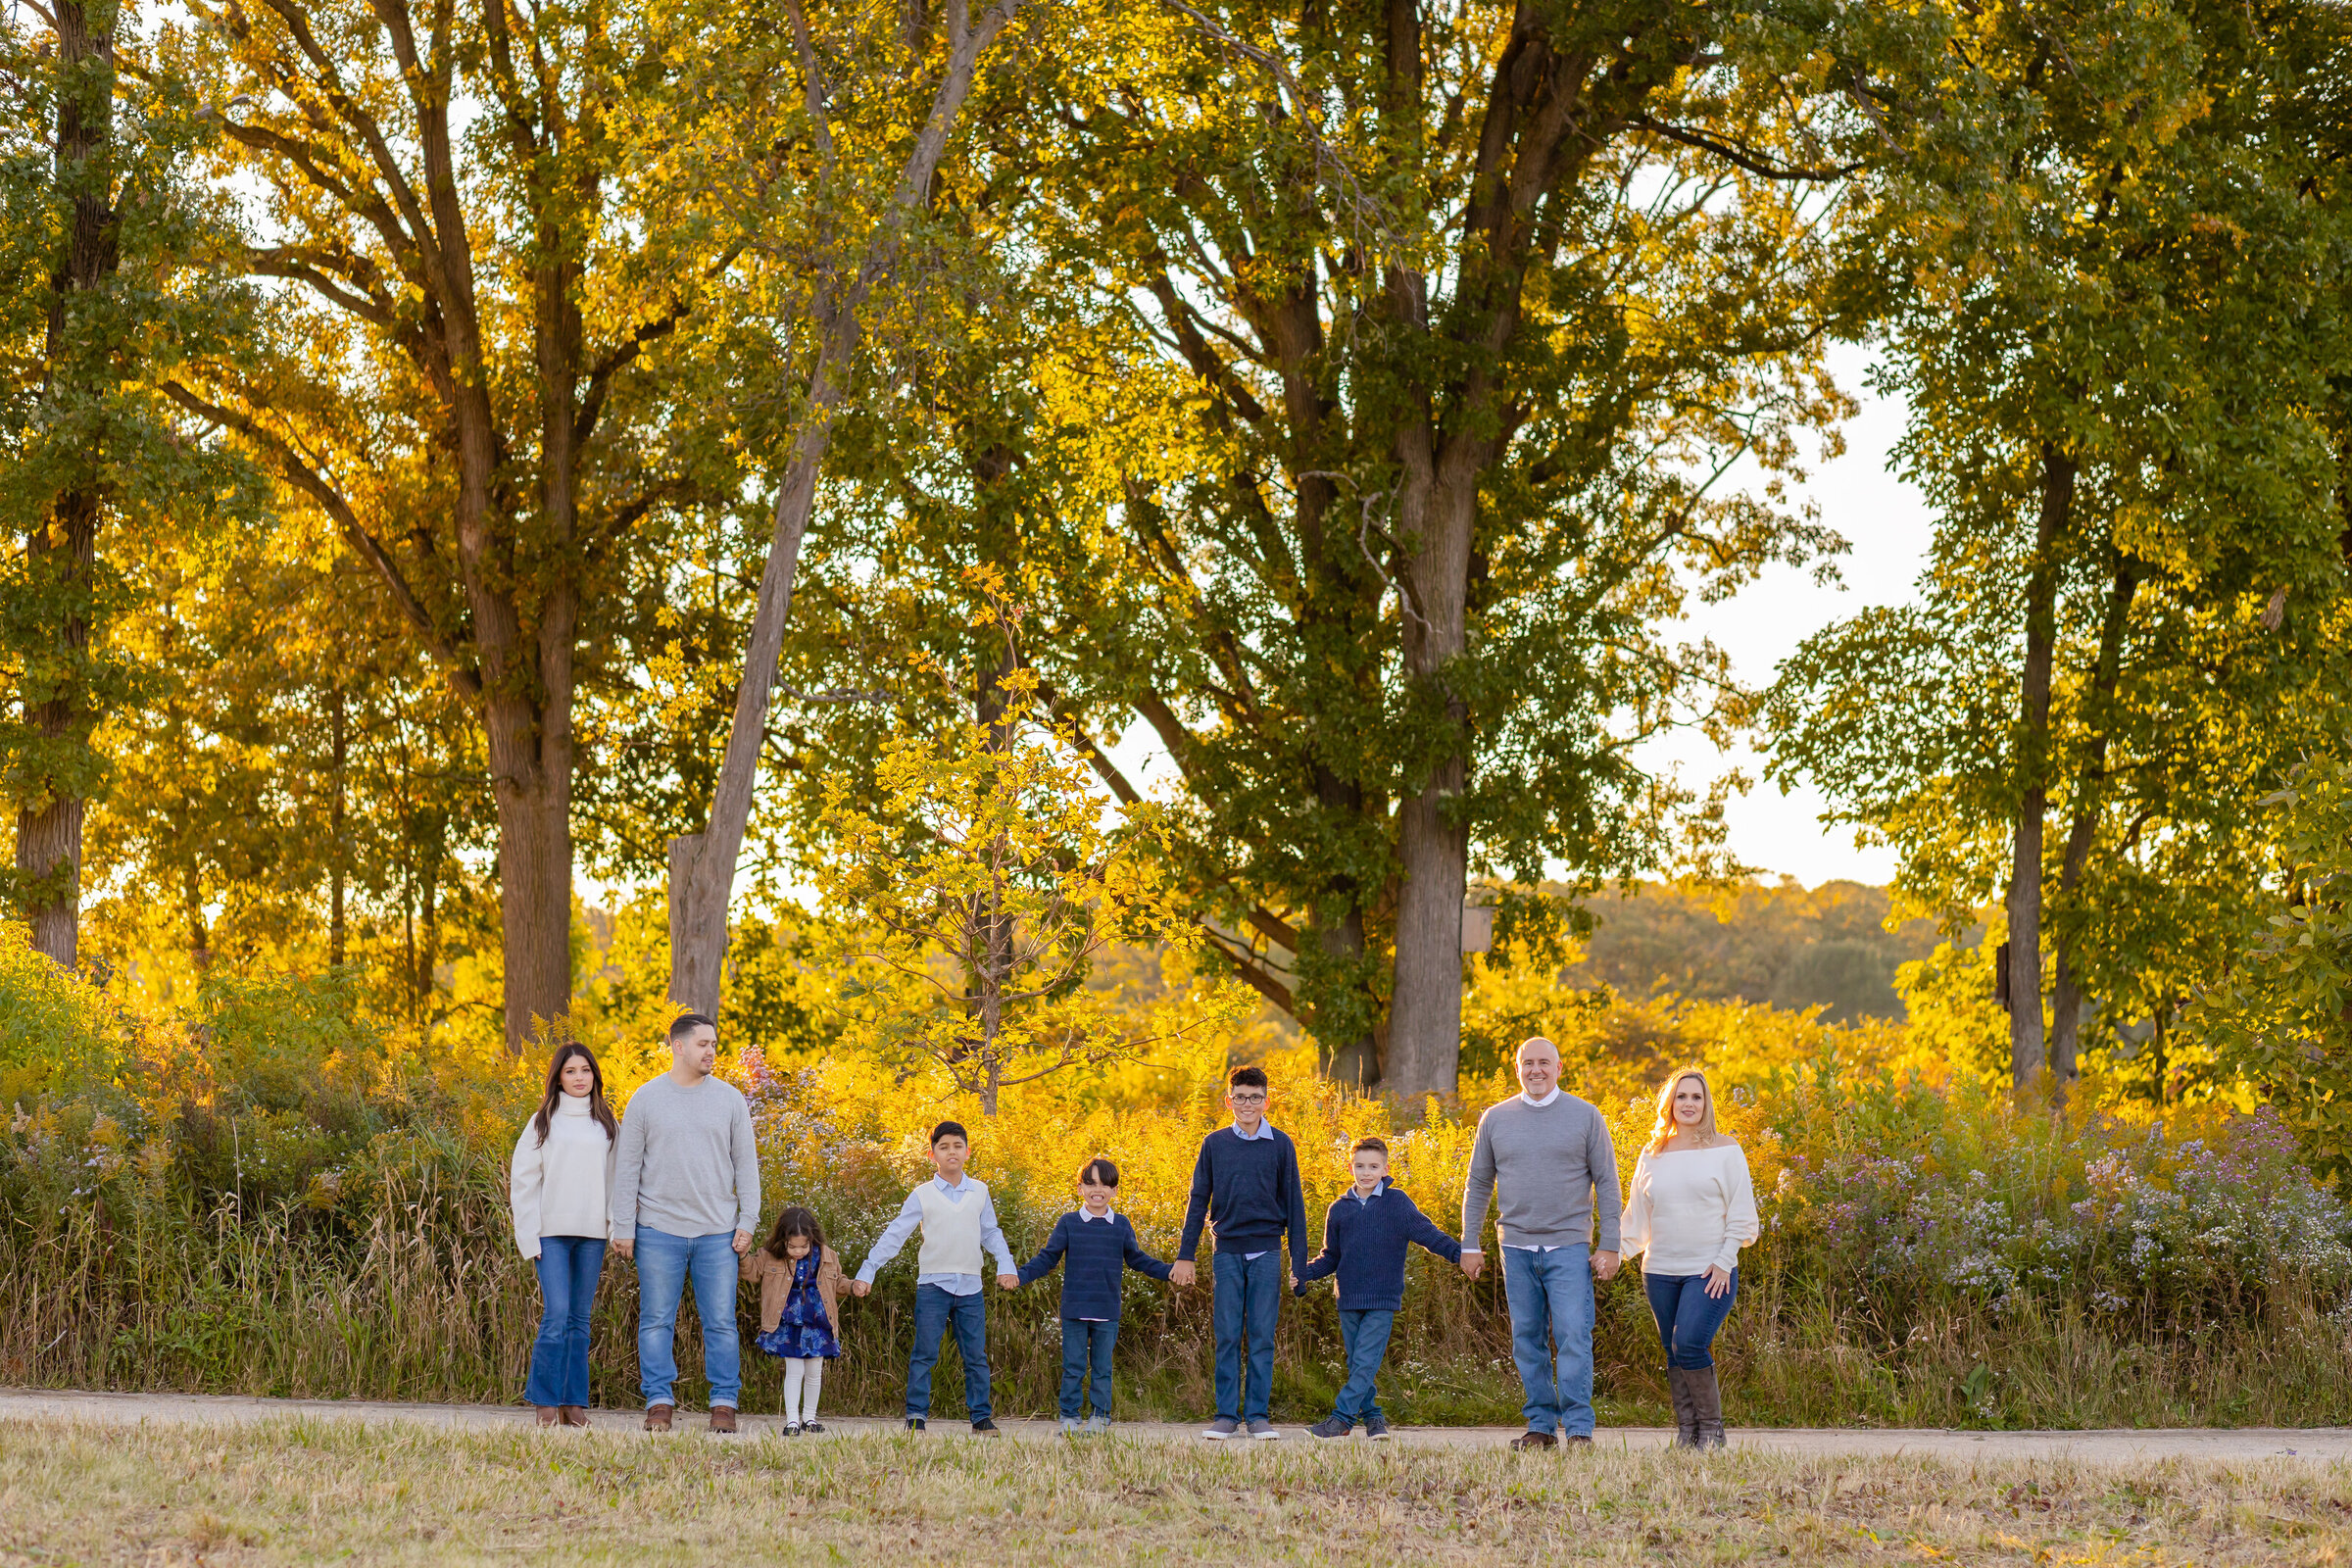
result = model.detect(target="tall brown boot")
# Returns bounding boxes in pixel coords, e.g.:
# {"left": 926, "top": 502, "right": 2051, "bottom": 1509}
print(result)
{"left": 1666, "top": 1368, "right": 1700, "bottom": 1449}
{"left": 1689, "top": 1366, "right": 1726, "bottom": 1450}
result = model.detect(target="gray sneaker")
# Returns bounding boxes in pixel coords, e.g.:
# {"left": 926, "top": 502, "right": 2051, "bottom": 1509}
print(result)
{"left": 1248, "top": 1418, "right": 1280, "bottom": 1441}
{"left": 1084, "top": 1415, "right": 1112, "bottom": 1434}
{"left": 1309, "top": 1415, "right": 1353, "bottom": 1441}
{"left": 1364, "top": 1414, "right": 1392, "bottom": 1441}
{"left": 1058, "top": 1417, "right": 1083, "bottom": 1435}
{"left": 1201, "top": 1416, "right": 1241, "bottom": 1441}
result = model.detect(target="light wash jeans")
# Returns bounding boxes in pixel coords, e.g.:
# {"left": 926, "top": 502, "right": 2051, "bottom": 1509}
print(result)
{"left": 1502, "top": 1243, "right": 1594, "bottom": 1436}
{"left": 524, "top": 1235, "right": 605, "bottom": 1407}
{"left": 634, "top": 1226, "right": 742, "bottom": 1409}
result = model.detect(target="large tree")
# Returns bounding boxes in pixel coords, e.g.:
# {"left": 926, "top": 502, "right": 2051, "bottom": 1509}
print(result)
{"left": 172, "top": 0, "right": 729, "bottom": 1046}
{"left": 1006, "top": 0, "right": 1877, "bottom": 1094}
{"left": 1768, "top": 0, "right": 2351, "bottom": 1097}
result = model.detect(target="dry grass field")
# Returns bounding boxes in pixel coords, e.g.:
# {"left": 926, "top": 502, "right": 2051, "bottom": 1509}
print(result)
{"left": 3, "top": 1415, "right": 2349, "bottom": 1565}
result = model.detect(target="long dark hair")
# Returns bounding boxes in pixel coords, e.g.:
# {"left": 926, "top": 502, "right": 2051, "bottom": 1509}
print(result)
{"left": 764, "top": 1204, "right": 826, "bottom": 1262}
{"left": 533, "top": 1042, "right": 618, "bottom": 1146}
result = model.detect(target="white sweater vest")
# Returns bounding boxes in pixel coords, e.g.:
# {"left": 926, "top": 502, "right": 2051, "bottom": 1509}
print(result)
{"left": 915, "top": 1179, "right": 989, "bottom": 1275}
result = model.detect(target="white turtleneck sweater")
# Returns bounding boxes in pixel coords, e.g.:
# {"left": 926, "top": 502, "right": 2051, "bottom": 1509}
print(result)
{"left": 510, "top": 1095, "right": 616, "bottom": 1255}
{"left": 1622, "top": 1141, "right": 1759, "bottom": 1277}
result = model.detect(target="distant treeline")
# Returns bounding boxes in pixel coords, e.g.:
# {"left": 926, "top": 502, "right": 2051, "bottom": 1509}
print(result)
{"left": 1570, "top": 882, "right": 1946, "bottom": 1026}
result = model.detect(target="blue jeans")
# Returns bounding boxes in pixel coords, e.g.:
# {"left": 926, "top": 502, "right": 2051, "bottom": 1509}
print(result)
{"left": 908, "top": 1283, "right": 992, "bottom": 1421}
{"left": 634, "top": 1227, "right": 743, "bottom": 1409}
{"left": 1060, "top": 1318, "right": 1118, "bottom": 1419}
{"left": 525, "top": 1236, "right": 606, "bottom": 1407}
{"left": 1332, "top": 1307, "right": 1396, "bottom": 1424}
{"left": 1502, "top": 1244, "right": 1595, "bottom": 1436}
{"left": 1211, "top": 1250, "right": 1282, "bottom": 1422}
{"left": 1644, "top": 1268, "right": 1739, "bottom": 1369}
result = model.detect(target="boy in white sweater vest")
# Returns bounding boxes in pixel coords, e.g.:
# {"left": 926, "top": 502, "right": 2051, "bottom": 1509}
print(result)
{"left": 851, "top": 1121, "right": 1018, "bottom": 1433}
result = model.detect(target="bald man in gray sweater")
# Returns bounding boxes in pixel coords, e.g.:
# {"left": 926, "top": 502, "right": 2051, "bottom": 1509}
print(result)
{"left": 1460, "top": 1035, "right": 1622, "bottom": 1449}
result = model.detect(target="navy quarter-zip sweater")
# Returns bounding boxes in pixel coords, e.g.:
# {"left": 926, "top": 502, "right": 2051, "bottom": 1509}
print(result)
{"left": 1016, "top": 1211, "right": 1172, "bottom": 1321}
{"left": 1294, "top": 1180, "right": 1463, "bottom": 1312}
{"left": 1177, "top": 1125, "right": 1311, "bottom": 1264}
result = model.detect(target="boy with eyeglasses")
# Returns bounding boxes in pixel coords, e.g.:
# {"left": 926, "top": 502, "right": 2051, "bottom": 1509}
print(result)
{"left": 1171, "top": 1065, "right": 1309, "bottom": 1440}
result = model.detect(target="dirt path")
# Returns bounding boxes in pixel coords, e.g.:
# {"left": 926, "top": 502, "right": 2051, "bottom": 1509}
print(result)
{"left": 2, "top": 1388, "right": 2343, "bottom": 1464}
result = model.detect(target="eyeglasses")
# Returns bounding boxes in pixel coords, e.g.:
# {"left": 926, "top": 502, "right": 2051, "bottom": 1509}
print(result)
{"left": 1228, "top": 1091, "right": 1268, "bottom": 1104}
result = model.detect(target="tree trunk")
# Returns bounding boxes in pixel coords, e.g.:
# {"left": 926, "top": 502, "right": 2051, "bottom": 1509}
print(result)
{"left": 1386, "top": 452, "right": 1480, "bottom": 1099}
{"left": 2007, "top": 446, "right": 2074, "bottom": 1095}
{"left": 1316, "top": 903, "right": 1378, "bottom": 1088}
{"left": 328, "top": 687, "right": 348, "bottom": 969}
{"left": 664, "top": 2, "right": 1026, "bottom": 1014}
{"left": 489, "top": 721, "right": 573, "bottom": 1053}
{"left": 18, "top": 1, "right": 120, "bottom": 969}
{"left": 2045, "top": 553, "right": 2136, "bottom": 1100}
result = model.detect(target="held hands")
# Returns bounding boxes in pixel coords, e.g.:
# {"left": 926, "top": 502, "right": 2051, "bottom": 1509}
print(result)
{"left": 1169, "top": 1260, "right": 1196, "bottom": 1289}
{"left": 1701, "top": 1264, "right": 1733, "bottom": 1298}
{"left": 998, "top": 1273, "right": 1018, "bottom": 1291}
{"left": 850, "top": 1278, "right": 872, "bottom": 1297}
{"left": 1458, "top": 1250, "right": 1484, "bottom": 1281}
{"left": 733, "top": 1230, "right": 754, "bottom": 1256}
{"left": 1592, "top": 1250, "right": 1622, "bottom": 1282}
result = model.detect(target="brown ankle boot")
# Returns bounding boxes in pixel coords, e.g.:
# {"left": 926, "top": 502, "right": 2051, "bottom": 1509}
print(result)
{"left": 709, "top": 1405, "right": 738, "bottom": 1435}
{"left": 1666, "top": 1368, "right": 1700, "bottom": 1448}
{"left": 559, "top": 1405, "right": 589, "bottom": 1428}
{"left": 644, "top": 1402, "right": 673, "bottom": 1432}
{"left": 534, "top": 1405, "right": 559, "bottom": 1427}
{"left": 1689, "top": 1367, "right": 1726, "bottom": 1450}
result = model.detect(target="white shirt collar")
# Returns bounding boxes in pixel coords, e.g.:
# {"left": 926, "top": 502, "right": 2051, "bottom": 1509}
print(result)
{"left": 1519, "top": 1086, "right": 1561, "bottom": 1108}
{"left": 1077, "top": 1206, "right": 1116, "bottom": 1222}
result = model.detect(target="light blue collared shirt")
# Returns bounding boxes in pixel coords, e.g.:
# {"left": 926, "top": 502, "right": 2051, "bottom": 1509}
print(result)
{"left": 855, "top": 1173, "right": 1017, "bottom": 1296}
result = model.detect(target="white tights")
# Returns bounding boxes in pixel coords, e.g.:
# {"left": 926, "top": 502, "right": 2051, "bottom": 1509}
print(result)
{"left": 782, "top": 1357, "right": 824, "bottom": 1425}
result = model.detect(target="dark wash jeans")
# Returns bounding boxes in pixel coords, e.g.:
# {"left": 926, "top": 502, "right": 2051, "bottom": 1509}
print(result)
{"left": 1331, "top": 1306, "right": 1396, "bottom": 1425}
{"left": 1642, "top": 1267, "right": 1739, "bottom": 1370}
{"left": 1059, "top": 1317, "right": 1118, "bottom": 1419}
{"left": 1211, "top": 1250, "right": 1282, "bottom": 1421}
{"left": 907, "top": 1282, "right": 992, "bottom": 1421}
{"left": 525, "top": 1235, "right": 606, "bottom": 1408}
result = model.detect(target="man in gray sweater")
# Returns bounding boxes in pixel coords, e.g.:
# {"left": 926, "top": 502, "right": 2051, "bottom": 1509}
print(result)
{"left": 612, "top": 1012, "right": 761, "bottom": 1434}
{"left": 1460, "top": 1035, "right": 1623, "bottom": 1449}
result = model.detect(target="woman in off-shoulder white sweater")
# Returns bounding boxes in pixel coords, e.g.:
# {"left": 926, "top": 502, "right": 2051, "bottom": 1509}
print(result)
{"left": 1621, "top": 1067, "right": 1758, "bottom": 1449}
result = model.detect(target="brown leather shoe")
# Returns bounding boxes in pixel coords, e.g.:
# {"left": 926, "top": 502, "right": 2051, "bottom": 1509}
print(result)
{"left": 644, "top": 1403, "right": 673, "bottom": 1432}
{"left": 1563, "top": 1434, "right": 1595, "bottom": 1448}
{"left": 709, "top": 1405, "right": 738, "bottom": 1435}
{"left": 559, "top": 1405, "right": 589, "bottom": 1428}
{"left": 1508, "top": 1430, "right": 1558, "bottom": 1451}
{"left": 535, "top": 1405, "right": 559, "bottom": 1427}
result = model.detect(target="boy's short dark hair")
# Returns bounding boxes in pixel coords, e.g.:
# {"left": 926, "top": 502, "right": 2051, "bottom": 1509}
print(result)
{"left": 1078, "top": 1156, "right": 1120, "bottom": 1187}
{"left": 667, "top": 1012, "right": 715, "bottom": 1044}
{"left": 930, "top": 1120, "right": 969, "bottom": 1147}
{"left": 1350, "top": 1137, "right": 1389, "bottom": 1157}
{"left": 1228, "top": 1064, "right": 1269, "bottom": 1092}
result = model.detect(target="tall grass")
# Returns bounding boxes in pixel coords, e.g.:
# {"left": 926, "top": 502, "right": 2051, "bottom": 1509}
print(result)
{"left": 6, "top": 948, "right": 2351, "bottom": 1427}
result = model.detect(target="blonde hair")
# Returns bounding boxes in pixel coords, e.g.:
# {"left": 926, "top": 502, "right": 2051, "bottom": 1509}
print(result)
{"left": 1646, "top": 1067, "right": 1721, "bottom": 1154}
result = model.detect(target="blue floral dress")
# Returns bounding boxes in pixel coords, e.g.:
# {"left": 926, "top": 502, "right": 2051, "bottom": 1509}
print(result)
{"left": 753, "top": 1251, "right": 841, "bottom": 1359}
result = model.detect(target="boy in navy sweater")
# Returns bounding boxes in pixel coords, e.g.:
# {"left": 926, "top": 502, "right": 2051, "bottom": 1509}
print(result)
{"left": 1017, "top": 1156, "right": 1173, "bottom": 1432}
{"left": 1294, "top": 1137, "right": 1462, "bottom": 1440}
{"left": 1173, "top": 1064, "right": 1310, "bottom": 1440}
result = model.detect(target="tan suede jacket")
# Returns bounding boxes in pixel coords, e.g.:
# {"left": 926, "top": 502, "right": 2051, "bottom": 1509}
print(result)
{"left": 740, "top": 1244, "right": 846, "bottom": 1334}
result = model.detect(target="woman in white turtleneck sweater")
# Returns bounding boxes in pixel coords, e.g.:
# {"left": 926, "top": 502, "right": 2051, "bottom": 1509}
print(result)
{"left": 1621, "top": 1067, "right": 1758, "bottom": 1450}
{"left": 510, "top": 1042, "right": 618, "bottom": 1426}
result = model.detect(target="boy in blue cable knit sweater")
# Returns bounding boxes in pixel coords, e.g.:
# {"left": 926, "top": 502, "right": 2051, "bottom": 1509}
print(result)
{"left": 1293, "top": 1136, "right": 1462, "bottom": 1440}
{"left": 1016, "top": 1156, "right": 1173, "bottom": 1433}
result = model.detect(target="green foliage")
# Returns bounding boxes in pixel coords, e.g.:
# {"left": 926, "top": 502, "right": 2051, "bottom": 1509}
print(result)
{"left": 0, "top": 924, "right": 121, "bottom": 1104}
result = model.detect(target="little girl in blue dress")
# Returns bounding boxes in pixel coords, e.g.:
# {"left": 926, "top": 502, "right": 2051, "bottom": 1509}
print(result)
{"left": 740, "top": 1205, "right": 845, "bottom": 1433}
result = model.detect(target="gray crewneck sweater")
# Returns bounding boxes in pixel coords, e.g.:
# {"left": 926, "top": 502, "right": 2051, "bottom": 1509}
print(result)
{"left": 612, "top": 1074, "right": 761, "bottom": 1238}
{"left": 1461, "top": 1093, "right": 1624, "bottom": 1252}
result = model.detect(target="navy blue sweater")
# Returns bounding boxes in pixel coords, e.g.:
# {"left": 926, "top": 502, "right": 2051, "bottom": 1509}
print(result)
{"left": 1017, "top": 1211, "right": 1172, "bottom": 1322}
{"left": 1177, "top": 1125, "right": 1311, "bottom": 1264}
{"left": 1293, "top": 1180, "right": 1462, "bottom": 1312}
